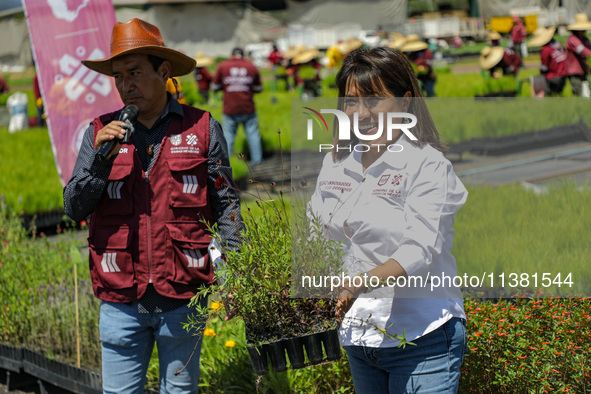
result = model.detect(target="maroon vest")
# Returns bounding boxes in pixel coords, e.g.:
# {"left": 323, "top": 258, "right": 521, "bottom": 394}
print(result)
{"left": 88, "top": 106, "right": 214, "bottom": 303}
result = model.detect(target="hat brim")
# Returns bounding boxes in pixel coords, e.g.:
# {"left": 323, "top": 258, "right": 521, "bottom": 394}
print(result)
{"left": 338, "top": 41, "right": 363, "bottom": 54}
{"left": 388, "top": 39, "right": 406, "bottom": 49}
{"left": 195, "top": 57, "right": 214, "bottom": 67}
{"left": 82, "top": 46, "right": 196, "bottom": 77}
{"left": 479, "top": 47, "right": 504, "bottom": 70}
{"left": 527, "top": 28, "right": 556, "bottom": 47}
{"left": 567, "top": 22, "right": 591, "bottom": 31}
{"left": 400, "top": 41, "right": 429, "bottom": 52}
{"left": 293, "top": 50, "right": 318, "bottom": 64}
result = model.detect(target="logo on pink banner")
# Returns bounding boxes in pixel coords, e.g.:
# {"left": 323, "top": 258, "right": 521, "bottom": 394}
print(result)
{"left": 23, "top": 0, "right": 123, "bottom": 185}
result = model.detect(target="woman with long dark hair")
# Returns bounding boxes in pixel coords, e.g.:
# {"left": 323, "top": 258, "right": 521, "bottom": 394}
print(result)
{"left": 309, "top": 47, "right": 468, "bottom": 393}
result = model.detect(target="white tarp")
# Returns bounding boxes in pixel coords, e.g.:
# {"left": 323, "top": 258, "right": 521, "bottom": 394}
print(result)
{"left": 0, "top": 17, "right": 32, "bottom": 70}
{"left": 286, "top": 0, "right": 407, "bottom": 29}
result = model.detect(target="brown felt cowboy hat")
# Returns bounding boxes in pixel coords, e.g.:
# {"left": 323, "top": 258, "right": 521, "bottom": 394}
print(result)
{"left": 82, "top": 18, "right": 196, "bottom": 77}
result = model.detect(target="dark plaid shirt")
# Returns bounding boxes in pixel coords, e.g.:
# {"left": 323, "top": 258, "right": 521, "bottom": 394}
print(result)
{"left": 63, "top": 95, "right": 243, "bottom": 313}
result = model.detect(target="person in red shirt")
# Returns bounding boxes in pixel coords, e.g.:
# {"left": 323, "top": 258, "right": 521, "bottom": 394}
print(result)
{"left": 267, "top": 44, "right": 285, "bottom": 92}
{"left": 0, "top": 75, "right": 9, "bottom": 94}
{"left": 479, "top": 46, "right": 522, "bottom": 78}
{"left": 564, "top": 13, "right": 591, "bottom": 96}
{"left": 194, "top": 52, "right": 214, "bottom": 104}
{"left": 511, "top": 16, "right": 528, "bottom": 58}
{"left": 528, "top": 27, "right": 567, "bottom": 95}
{"left": 212, "top": 47, "right": 263, "bottom": 164}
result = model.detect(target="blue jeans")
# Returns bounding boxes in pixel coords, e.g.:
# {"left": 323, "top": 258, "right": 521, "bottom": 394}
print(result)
{"left": 100, "top": 298, "right": 207, "bottom": 394}
{"left": 343, "top": 317, "right": 467, "bottom": 394}
{"left": 221, "top": 113, "right": 263, "bottom": 164}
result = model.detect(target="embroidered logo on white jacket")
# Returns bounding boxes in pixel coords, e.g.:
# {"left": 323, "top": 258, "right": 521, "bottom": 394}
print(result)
{"left": 101, "top": 253, "right": 121, "bottom": 273}
{"left": 182, "top": 175, "right": 198, "bottom": 194}
{"left": 183, "top": 249, "right": 205, "bottom": 268}
{"left": 107, "top": 181, "right": 124, "bottom": 199}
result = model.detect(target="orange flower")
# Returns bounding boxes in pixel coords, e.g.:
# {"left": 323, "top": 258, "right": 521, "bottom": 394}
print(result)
{"left": 203, "top": 328, "right": 216, "bottom": 337}
{"left": 225, "top": 339, "right": 236, "bottom": 348}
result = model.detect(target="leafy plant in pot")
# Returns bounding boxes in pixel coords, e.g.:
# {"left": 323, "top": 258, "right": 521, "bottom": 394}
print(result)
{"left": 189, "top": 178, "right": 347, "bottom": 375}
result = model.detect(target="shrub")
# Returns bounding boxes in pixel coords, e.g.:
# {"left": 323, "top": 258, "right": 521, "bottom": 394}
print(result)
{"left": 461, "top": 296, "right": 591, "bottom": 392}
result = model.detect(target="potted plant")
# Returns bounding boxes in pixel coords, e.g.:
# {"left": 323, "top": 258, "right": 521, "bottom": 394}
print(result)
{"left": 189, "top": 176, "right": 346, "bottom": 375}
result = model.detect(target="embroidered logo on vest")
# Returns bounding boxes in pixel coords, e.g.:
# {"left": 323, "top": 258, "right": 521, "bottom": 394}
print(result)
{"left": 183, "top": 249, "right": 205, "bottom": 268}
{"left": 107, "top": 181, "right": 124, "bottom": 199}
{"left": 170, "top": 134, "right": 182, "bottom": 146}
{"left": 101, "top": 253, "right": 121, "bottom": 273}
{"left": 187, "top": 134, "right": 198, "bottom": 146}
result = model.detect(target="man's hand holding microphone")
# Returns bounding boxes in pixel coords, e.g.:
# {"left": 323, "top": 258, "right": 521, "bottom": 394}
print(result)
{"left": 95, "top": 105, "right": 139, "bottom": 161}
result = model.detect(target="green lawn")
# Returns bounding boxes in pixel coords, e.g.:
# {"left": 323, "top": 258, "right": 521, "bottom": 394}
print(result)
{"left": 1, "top": 59, "right": 589, "bottom": 214}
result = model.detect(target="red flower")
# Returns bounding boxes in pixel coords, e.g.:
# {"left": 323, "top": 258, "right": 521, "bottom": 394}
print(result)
{"left": 215, "top": 176, "right": 227, "bottom": 189}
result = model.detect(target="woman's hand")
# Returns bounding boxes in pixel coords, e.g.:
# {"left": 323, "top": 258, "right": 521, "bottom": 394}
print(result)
{"left": 335, "top": 283, "right": 364, "bottom": 327}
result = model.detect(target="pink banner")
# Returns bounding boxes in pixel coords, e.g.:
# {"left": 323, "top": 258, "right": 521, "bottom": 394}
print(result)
{"left": 23, "top": 0, "right": 122, "bottom": 185}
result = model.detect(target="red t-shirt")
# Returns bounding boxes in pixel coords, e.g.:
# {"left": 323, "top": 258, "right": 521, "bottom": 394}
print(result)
{"left": 497, "top": 48, "right": 522, "bottom": 77}
{"left": 267, "top": 50, "right": 283, "bottom": 66}
{"left": 511, "top": 22, "right": 527, "bottom": 45}
{"left": 0, "top": 76, "right": 9, "bottom": 94}
{"left": 194, "top": 67, "right": 213, "bottom": 91}
{"left": 540, "top": 41, "right": 567, "bottom": 80}
{"left": 213, "top": 56, "right": 262, "bottom": 115}
{"left": 565, "top": 34, "right": 591, "bottom": 76}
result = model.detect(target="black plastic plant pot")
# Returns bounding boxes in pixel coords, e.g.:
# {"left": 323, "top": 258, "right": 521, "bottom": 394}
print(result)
{"left": 246, "top": 346, "right": 268, "bottom": 376}
{"left": 264, "top": 341, "right": 288, "bottom": 373}
{"left": 302, "top": 332, "right": 324, "bottom": 365}
{"left": 284, "top": 336, "right": 306, "bottom": 369}
{"left": 321, "top": 329, "right": 342, "bottom": 361}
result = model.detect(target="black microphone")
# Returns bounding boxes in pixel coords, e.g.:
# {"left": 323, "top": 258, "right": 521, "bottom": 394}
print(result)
{"left": 95, "top": 105, "right": 139, "bottom": 161}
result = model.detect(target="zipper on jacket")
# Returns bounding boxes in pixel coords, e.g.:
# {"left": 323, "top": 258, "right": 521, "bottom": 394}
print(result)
{"left": 145, "top": 172, "right": 153, "bottom": 283}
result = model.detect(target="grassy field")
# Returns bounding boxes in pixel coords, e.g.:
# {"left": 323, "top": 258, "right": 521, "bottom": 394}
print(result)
{"left": 454, "top": 182, "right": 591, "bottom": 297}
{"left": 1, "top": 53, "right": 590, "bottom": 214}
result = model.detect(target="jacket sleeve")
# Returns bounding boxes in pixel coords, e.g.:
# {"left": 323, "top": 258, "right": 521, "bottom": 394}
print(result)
{"left": 207, "top": 118, "right": 244, "bottom": 251}
{"left": 63, "top": 123, "right": 114, "bottom": 222}
{"left": 391, "top": 158, "right": 468, "bottom": 278}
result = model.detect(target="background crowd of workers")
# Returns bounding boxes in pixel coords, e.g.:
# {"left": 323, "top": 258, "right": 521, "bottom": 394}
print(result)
{"left": 478, "top": 13, "right": 591, "bottom": 97}
{"left": 177, "top": 13, "right": 591, "bottom": 103}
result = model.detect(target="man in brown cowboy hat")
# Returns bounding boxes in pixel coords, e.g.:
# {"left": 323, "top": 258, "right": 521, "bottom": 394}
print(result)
{"left": 565, "top": 13, "right": 591, "bottom": 96}
{"left": 63, "top": 18, "right": 243, "bottom": 393}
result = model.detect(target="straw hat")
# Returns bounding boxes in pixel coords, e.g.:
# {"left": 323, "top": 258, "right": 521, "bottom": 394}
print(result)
{"left": 527, "top": 27, "right": 556, "bottom": 47}
{"left": 487, "top": 30, "right": 501, "bottom": 40}
{"left": 82, "top": 18, "right": 196, "bottom": 77}
{"left": 567, "top": 13, "right": 591, "bottom": 31}
{"left": 292, "top": 47, "right": 319, "bottom": 65}
{"left": 337, "top": 37, "right": 364, "bottom": 55}
{"left": 194, "top": 51, "right": 214, "bottom": 67}
{"left": 479, "top": 46, "right": 504, "bottom": 70}
{"left": 388, "top": 35, "right": 407, "bottom": 50}
{"left": 400, "top": 34, "right": 429, "bottom": 52}
{"left": 283, "top": 44, "right": 307, "bottom": 59}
